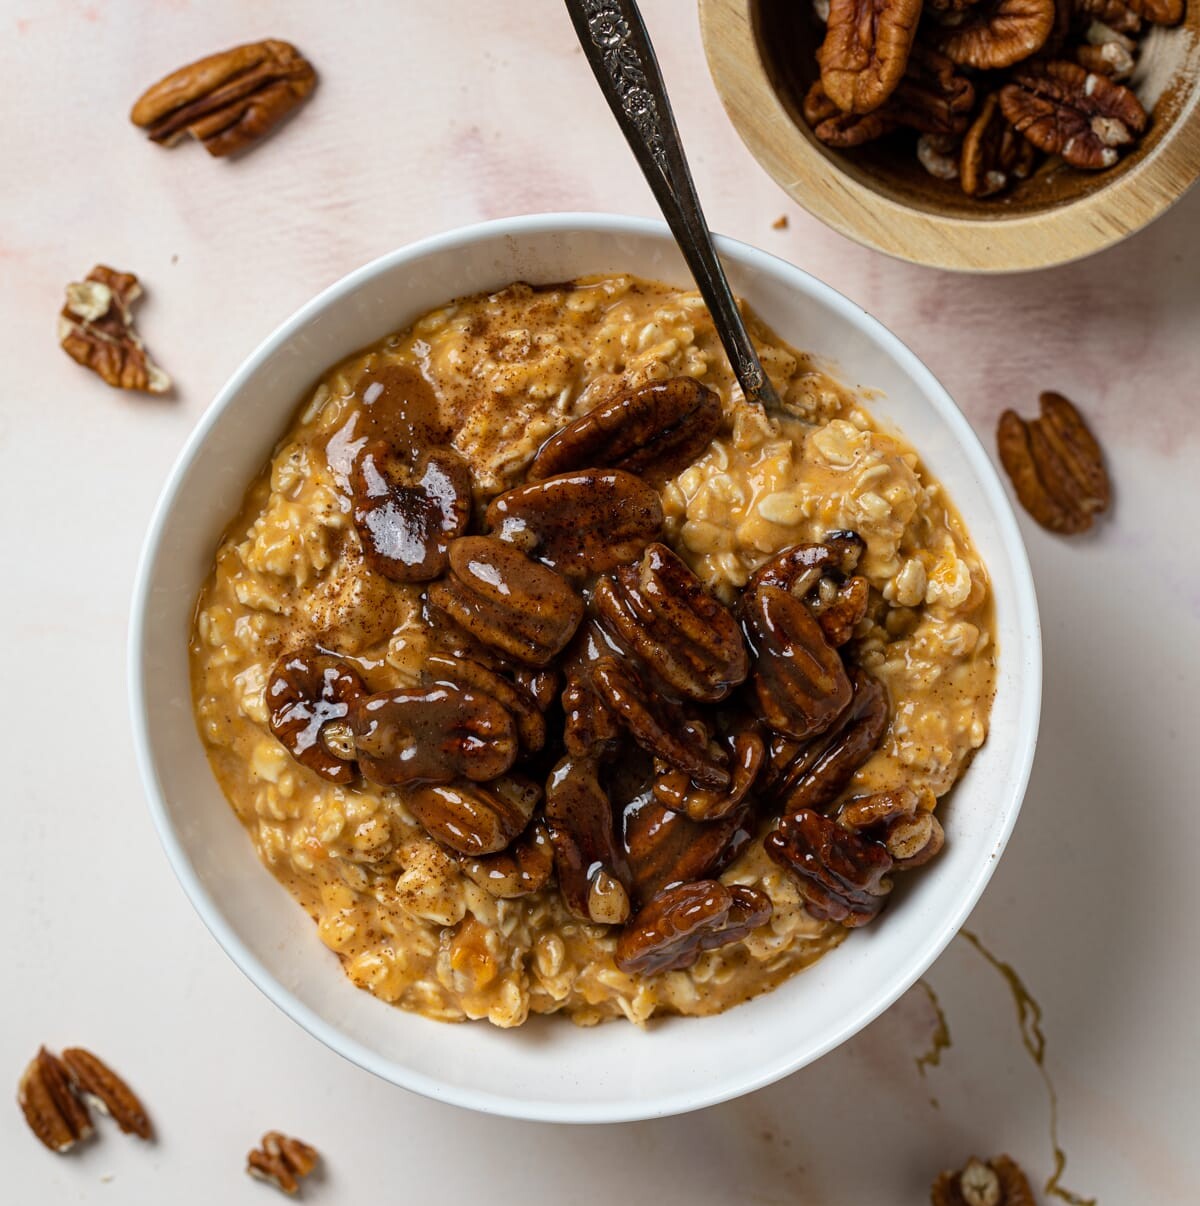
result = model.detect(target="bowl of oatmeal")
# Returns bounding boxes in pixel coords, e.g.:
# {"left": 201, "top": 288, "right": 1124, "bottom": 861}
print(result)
{"left": 130, "top": 213, "right": 1040, "bottom": 1121}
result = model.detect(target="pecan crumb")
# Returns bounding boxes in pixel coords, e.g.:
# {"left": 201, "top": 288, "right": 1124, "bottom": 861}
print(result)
{"left": 772, "top": 214, "right": 790, "bottom": 229}
{"left": 247, "top": 1131, "right": 320, "bottom": 1195}
{"left": 931, "top": 1154, "right": 1036, "bottom": 1205}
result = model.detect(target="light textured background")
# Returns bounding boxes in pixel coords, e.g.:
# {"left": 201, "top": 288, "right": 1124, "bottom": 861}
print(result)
{"left": 2, "top": 2, "right": 1197, "bottom": 1202}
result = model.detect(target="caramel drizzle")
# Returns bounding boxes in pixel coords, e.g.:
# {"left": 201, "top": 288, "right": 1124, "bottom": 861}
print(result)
{"left": 913, "top": 978, "right": 952, "bottom": 1088}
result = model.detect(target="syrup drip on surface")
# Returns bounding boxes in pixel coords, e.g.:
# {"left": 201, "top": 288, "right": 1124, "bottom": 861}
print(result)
{"left": 913, "top": 978, "right": 951, "bottom": 1108}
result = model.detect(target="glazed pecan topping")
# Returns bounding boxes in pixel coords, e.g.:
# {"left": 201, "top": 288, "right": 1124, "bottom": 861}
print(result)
{"left": 528, "top": 376, "right": 722, "bottom": 483}
{"left": 18, "top": 1048, "right": 93, "bottom": 1153}
{"left": 653, "top": 729, "right": 765, "bottom": 822}
{"left": 458, "top": 817, "right": 555, "bottom": 898}
{"left": 766, "top": 808, "right": 894, "bottom": 925}
{"left": 818, "top": 0, "right": 924, "bottom": 113}
{"left": 427, "top": 537, "right": 584, "bottom": 666}
{"left": 997, "top": 390, "right": 1110, "bottom": 533}
{"left": 562, "top": 671, "right": 622, "bottom": 757}
{"left": 614, "top": 880, "right": 772, "bottom": 975}
{"left": 595, "top": 542, "right": 749, "bottom": 702}
{"left": 352, "top": 681, "right": 518, "bottom": 788}
{"left": 246, "top": 1131, "right": 320, "bottom": 1196}
{"left": 931, "top": 1154, "right": 1036, "bottom": 1206}
{"left": 486, "top": 469, "right": 663, "bottom": 578}
{"left": 351, "top": 441, "right": 470, "bottom": 583}
{"left": 999, "top": 60, "right": 1146, "bottom": 168}
{"left": 804, "top": 80, "right": 901, "bottom": 146}
{"left": 407, "top": 775, "right": 541, "bottom": 857}
{"left": 742, "top": 584, "right": 853, "bottom": 742}
{"left": 511, "top": 666, "right": 561, "bottom": 712}
{"left": 60, "top": 1048, "right": 152, "bottom": 1140}
{"left": 267, "top": 650, "right": 366, "bottom": 784}
{"left": 961, "top": 93, "right": 1038, "bottom": 196}
{"left": 424, "top": 653, "right": 546, "bottom": 753}
{"left": 839, "top": 786, "right": 945, "bottom": 867}
{"left": 131, "top": 40, "right": 316, "bottom": 157}
{"left": 935, "top": 0, "right": 1057, "bottom": 68}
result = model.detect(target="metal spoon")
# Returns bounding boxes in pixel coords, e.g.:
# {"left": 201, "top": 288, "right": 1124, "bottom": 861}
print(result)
{"left": 565, "top": 0, "right": 783, "bottom": 413}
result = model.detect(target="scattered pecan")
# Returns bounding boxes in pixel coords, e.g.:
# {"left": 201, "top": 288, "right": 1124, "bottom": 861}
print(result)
{"left": 818, "top": 0, "right": 924, "bottom": 113}
{"left": 267, "top": 651, "right": 366, "bottom": 784}
{"left": 614, "top": 880, "right": 772, "bottom": 975}
{"left": 58, "top": 266, "right": 171, "bottom": 394}
{"left": 765, "top": 808, "right": 894, "bottom": 925}
{"left": 839, "top": 786, "right": 945, "bottom": 867}
{"left": 131, "top": 40, "right": 316, "bottom": 157}
{"left": 931, "top": 1154, "right": 1036, "bottom": 1206}
{"left": 459, "top": 817, "right": 554, "bottom": 898}
{"left": 999, "top": 60, "right": 1146, "bottom": 168}
{"left": 804, "top": 80, "right": 901, "bottom": 146}
{"left": 961, "top": 93, "right": 1038, "bottom": 196}
{"left": 424, "top": 653, "right": 545, "bottom": 753}
{"left": 996, "top": 390, "right": 1110, "bottom": 533}
{"left": 741, "top": 584, "right": 853, "bottom": 742}
{"left": 427, "top": 537, "right": 584, "bottom": 666}
{"left": 60, "top": 1048, "right": 152, "bottom": 1140}
{"left": 407, "top": 775, "right": 541, "bottom": 857}
{"left": 351, "top": 682, "right": 518, "bottom": 788}
{"left": 595, "top": 542, "right": 749, "bottom": 702}
{"left": 653, "top": 729, "right": 765, "bottom": 822}
{"left": 246, "top": 1131, "right": 320, "bottom": 1196}
{"left": 545, "top": 755, "right": 631, "bottom": 923}
{"left": 18, "top": 1048, "right": 93, "bottom": 1153}
{"left": 936, "top": 0, "right": 1057, "bottom": 68}
{"left": 351, "top": 441, "right": 470, "bottom": 583}
{"left": 528, "top": 376, "right": 722, "bottom": 483}
{"left": 486, "top": 469, "right": 663, "bottom": 578}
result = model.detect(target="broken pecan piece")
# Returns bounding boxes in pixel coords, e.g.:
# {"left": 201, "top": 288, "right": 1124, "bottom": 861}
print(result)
{"left": 427, "top": 537, "right": 584, "bottom": 666}
{"left": 595, "top": 542, "right": 749, "bottom": 702}
{"left": 804, "top": 80, "right": 901, "bottom": 146}
{"left": 407, "top": 775, "right": 540, "bottom": 857}
{"left": 351, "top": 441, "right": 470, "bottom": 583}
{"left": 931, "top": 1154, "right": 1036, "bottom": 1206}
{"left": 839, "top": 786, "right": 945, "bottom": 867}
{"left": 766, "top": 808, "right": 893, "bottom": 925}
{"left": 459, "top": 818, "right": 555, "bottom": 898}
{"left": 818, "top": 0, "right": 924, "bottom": 114}
{"left": 267, "top": 650, "right": 366, "bottom": 784}
{"left": 486, "top": 469, "right": 663, "bottom": 578}
{"left": 528, "top": 376, "right": 722, "bottom": 483}
{"left": 1125, "top": 0, "right": 1183, "bottom": 22}
{"left": 58, "top": 266, "right": 171, "bottom": 394}
{"left": 614, "top": 881, "right": 772, "bottom": 975}
{"left": 935, "top": 0, "right": 1057, "bottom": 69}
{"left": 1000, "top": 60, "right": 1146, "bottom": 168}
{"left": 961, "top": 93, "right": 1038, "bottom": 197}
{"left": 18, "top": 1047, "right": 93, "bottom": 1153}
{"left": 653, "top": 729, "right": 765, "bottom": 822}
{"left": 131, "top": 40, "right": 316, "bottom": 157}
{"left": 246, "top": 1131, "right": 320, "bottom": 1196}
{"left": 997, "top": 390, "right": 1110, "bottom": 533}
{"left": 60, "top": 1048, "right": 152, "bottom": 1140}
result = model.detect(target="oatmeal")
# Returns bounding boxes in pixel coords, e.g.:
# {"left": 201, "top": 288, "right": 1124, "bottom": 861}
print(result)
{"left": 190, "top": 275, "right": 995, "bottom": 1027}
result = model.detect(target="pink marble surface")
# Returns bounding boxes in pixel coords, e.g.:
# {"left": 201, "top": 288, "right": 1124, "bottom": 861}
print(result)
{"left": 2, "top": 2, "right": 1198, "bottom": 1202}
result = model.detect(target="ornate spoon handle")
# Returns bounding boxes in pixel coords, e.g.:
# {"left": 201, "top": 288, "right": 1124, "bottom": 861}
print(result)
{"left": 564, "top": 0, "right": 783, "bottom": 413}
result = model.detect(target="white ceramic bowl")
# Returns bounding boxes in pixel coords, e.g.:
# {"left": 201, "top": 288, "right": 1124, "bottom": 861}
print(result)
{"left": 130, "top": 213, "right": 1040, "bottom": 1123}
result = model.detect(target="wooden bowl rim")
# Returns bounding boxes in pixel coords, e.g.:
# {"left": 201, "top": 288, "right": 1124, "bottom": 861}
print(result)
{"left": 699, "top": 0, "right": 1200, "bottom": 272}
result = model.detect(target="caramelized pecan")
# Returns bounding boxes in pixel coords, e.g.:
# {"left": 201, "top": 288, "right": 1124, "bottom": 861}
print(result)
{"left": 652, "top": 729, "right": 765, "bottom": 822}
{"left": 528, "top": 377, "right": 722, "bottom": 483}
{"left": 131, "top": 40, "right": 316, "bottom": 156}
{"left": 18, "top": 1048, "right": 93, "bottom": 1153}
{"left": 267, "top": 650, "right": 366, "bottom": 783}
{"left": 839, "top": 786, "right": 945, "bottom": 867}
{"left": 595, "top": 543, "right": 749, "bottom": 702}
{"left": 961, "top": 93, "right": 1038, "bottom": 197}
{"left": 424, "top": 653, "right": 545, "bottom": 753}
{"left": 351, "top": 682, "right": 518, "bottom": 788}
{"left": 804, "top": 80, "right": 901, "bottom": 146}
{"left": 511, "top": 666, "right": 561, "bottom": 712}
{"left": 427, "top": 537, "right": 584, "bottom": 666}
{"left": 458, "top": 818, "right": 555, "bottom": 898}
{"left": 997, "top": 390, "right": 1110, "bottom": 533}
{"left": 563, "top": 670, "right": 622, "bottom": 757}
{"left": 246, "top": 1131, "right": 320, "bottom": 1196}
{"left": 614, "top": 881, "right": 772, "bottom": 975}
{"left": 931, "top": 1155, "right": 1037, "bottom": 1206}
{"left": 486, "top": 469, "right": 663, "bottom": 578}
{"left": 818, "top": 0, "right": 924, "bottom": 114}
{"left": 936, "top": 0, "right": 1057, "bottom": 68}
{"left": 406, "top": 775, "right": 541, "bottom": 856}
{"left": 765, "top": 808, "right": 893, "bottom": 925}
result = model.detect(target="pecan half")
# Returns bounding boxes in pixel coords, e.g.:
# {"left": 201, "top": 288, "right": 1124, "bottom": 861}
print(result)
{"left": 267, "top": 650, "right": 366, "bottom": 784}
{"left": 931, "top": 1155, "right": 1036, "bottom": 1206}
{"left": 889, "top": 45, "right": 977, "bottom": 136}
{"left": 653, "top": 729, "right": 765, "bottom": 822}
{"left": 351, "top": 441, "right": 470, "bottom": 582}
{"left": 246, "top": 1131, "right": 320, "bottom": 1196}
{"left": 1000, "top": 60, "right": 1146, "bottom": 168}
{"left": 60, "top": 1049, "right": 152, "bottom": 1140}
{"left": 561, "top": 621, "right": 625, "bottom": 757}
{"left": 1125, "top": 0, "right": 1183, "bottom": 22}
{"left": 1076, "top": 0, "right": 1143, "bottom": 34}
{"left": 459, "top": 818, "right": 554, "bottom": 898}
{"left": 839, "top": 786, "right": 945, "bottom": 867}
{"left": 18, "top": 1048, "right": 93, "bottom": 1153}
{"left": 595, "top": 542, "right": 749, "bottom": 702}
{"left": 997, "top": 390, "right": 1110, "bottom": 533}
{"left": 936, "top": 0, "right": 1057, "bottom": 68}
{"left": 614, "top": 881, "right": 772, "bottom": 975}
{"left": 427, "top": 537, "right": 584, "bottom": 666}
{"left": 486, "top": 469, "right": 663, "bottom": 578}
{"left": 351, "top": 682, "right": 518, "bottom": 788}
{"left": 528, "top": 377, "right": 722, "bottom": 483}
{"left": 818, "top": 0, "right": 924, "bottom": 114}
{"left": 765, "top": 808, "right": 893, "bottom": 925}
{"left": 961, "top": 93, "right": 1038, "bottom": 197}
{"left": 742, "top": 584, "right": 853, "bottom": 742}
{"left": 1075, "top": 32, "right": 1137, "bottom": 78}
{"left": 131, "top": 40, "right": 316, "bottom": 157}
{"left": 424, "top": 653, "right": 545, "bottom": 753}
{"left": 804, "top": 80, "right": 901, "bottom": 146}
{"left": 918, "top": 133, "right": 963, "bottom": 180}
{"left": 58, "top": 266, "right": 171, "bottom": 394}
{"left": 406, "top": 775, "right": 540, "bottom": 856}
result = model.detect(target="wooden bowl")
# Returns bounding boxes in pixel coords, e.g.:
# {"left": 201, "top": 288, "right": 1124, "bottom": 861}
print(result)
{"left": 699, "top": 0, "right": 1200, "bottom": 270}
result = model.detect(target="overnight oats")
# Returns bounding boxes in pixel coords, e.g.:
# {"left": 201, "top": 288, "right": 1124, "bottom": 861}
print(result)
{"left": 190, "top": 275, "right": 995, "bottom": 1027}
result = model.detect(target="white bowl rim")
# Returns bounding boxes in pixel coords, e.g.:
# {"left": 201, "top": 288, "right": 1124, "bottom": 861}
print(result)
{"left": 128, "top": 211, "right": 1041, "bottom": 1123}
